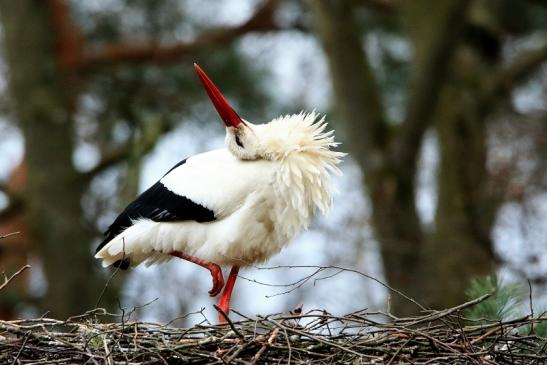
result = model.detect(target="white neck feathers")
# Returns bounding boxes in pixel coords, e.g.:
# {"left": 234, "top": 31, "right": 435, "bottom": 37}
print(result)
{"left": 266, "top": 112, "right": 345, "bottom": 236}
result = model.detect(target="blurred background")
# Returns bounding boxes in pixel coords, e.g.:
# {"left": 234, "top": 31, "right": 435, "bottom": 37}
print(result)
{"left": 0, "top": 0, "right": 546, "bottom": 324}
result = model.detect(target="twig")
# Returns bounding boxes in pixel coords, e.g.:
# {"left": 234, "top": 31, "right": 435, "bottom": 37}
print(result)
{"left": 11, "top": 333, "right": 29, "bottom": 365}
{"left": 0, "top": 264, "right": 30, "bottom": 291}
{"left": 250, "top": 265, "right": 427, "bottom": 311}
{"left": 527, "top": 280, "right": 534, "bottom": 335}
{"left": 248, "top": 327, "right": 280, "bottom": 365}
{"left": 213, "top": 304, "right": 245, "bottom": 340}
{"left": 0, "top": 231, "right": 20, "bottom": 240}
{"left": 405, "top": 294, "right": 491, "bottom": 326}
{"left": 102, "top": 334, "right": 113, "bottom": 365}
{"left": 386, "top": 335, "right": 413, "bottom": 365}
{"left": 95, "top": 238, "right": 126, "bottom": 308}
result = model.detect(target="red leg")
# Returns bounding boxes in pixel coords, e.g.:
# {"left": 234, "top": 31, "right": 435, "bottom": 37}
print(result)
{"left": 170, "top": 251, "right": 224, "bottom": 297}
{"left": 217, "top": 265, "right": 239, "bottom": 323}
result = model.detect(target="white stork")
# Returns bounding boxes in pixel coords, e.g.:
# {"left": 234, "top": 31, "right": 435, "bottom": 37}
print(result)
{"left": 95, "top": 64, "right": 344, "bottom": 322}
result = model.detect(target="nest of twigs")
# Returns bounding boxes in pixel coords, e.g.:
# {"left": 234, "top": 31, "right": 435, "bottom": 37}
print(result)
{"left": 0, "top": 295, "right": 545, "bottom": 365}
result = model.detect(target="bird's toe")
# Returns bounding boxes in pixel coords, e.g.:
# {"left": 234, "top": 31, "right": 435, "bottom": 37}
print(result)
{"left": 208, "top": 265, "right": 224, "bottom": 297}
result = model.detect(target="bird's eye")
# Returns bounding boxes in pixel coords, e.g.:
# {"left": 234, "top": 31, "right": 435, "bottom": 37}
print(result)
{"left": 235, "top": 133, "right": 244, "bottom": 148}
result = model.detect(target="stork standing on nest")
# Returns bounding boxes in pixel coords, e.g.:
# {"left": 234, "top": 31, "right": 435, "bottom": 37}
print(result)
{"left": 95, "top": 64, "right": 344, "bottom": 322}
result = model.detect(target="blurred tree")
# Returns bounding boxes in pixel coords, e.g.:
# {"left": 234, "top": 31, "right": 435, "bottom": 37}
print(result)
{"left": 0, "top": 0, "right": 283, "bottom": 318}
{"left": 0, "top": 0, "right": 103, "bottom": 317}
{"left": 310, "top": 0, "right": 547, "bottom": 315}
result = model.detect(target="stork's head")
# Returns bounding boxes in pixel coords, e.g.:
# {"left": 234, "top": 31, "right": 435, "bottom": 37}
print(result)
{"left": 195, "top": 63, "right": 344, "bottom": 227}
{"left": 194, "top": 63, "right": 343, "bottom": 164}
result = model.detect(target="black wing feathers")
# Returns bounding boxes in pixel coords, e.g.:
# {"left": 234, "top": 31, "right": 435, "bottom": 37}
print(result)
{"left": 96, "top": 159, "right": 215, "bottom": 254}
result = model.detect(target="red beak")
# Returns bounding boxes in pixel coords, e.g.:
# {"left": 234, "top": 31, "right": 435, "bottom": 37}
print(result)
{"left": 194, "top": 63, "right": 244, "bottom": 128}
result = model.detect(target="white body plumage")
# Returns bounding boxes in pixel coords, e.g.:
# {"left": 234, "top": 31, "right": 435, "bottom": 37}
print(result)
{"left": 95, "top": 112, "right": 344, "bottom": 268}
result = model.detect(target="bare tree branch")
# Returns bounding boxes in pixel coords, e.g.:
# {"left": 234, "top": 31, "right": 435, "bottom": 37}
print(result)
{"left": 393, "top": 0, "right": 472, "bottom": 176}
{"left": 80, "top": 118, "right": 173, "bottom": 180}
{"left": 358, "top": 0, "right": 400, "bottom": 13}
{"left": 310, "top": 0, "right": 388, "bottom": 166}
{"left": 81, "top": 0, "right": 284, "bottom": 67}
{"left": 489, "top": 42, "right": 547, "bottom": 97}
{"left": 0, "top": 264, "right": 30, "bottom": 291}
{"left": 80, "top": 145, "right": 135, "bottom": 181}
{"left": 0, "top": 231, "right": 20, "bottom": 239}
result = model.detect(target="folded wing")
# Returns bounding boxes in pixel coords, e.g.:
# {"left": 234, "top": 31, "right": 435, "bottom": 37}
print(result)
{"left": 95, "top": 149, "right": 276, "bottom": 267}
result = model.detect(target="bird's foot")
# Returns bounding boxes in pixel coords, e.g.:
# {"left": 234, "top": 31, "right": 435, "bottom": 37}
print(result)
{"left": 170, "top": 251, "right": 224, "bottom": 297}
{"left": 207, "top": 263, "right": 224, "bottom": 297}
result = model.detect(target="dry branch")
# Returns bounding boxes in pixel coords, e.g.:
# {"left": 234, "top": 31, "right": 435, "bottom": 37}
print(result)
{"left": 0, "top": 263, "right": 29, "bottom": 291}
{"left": 0, "top": 299, "right": 545, "bottom": 364}
{"left": 80, "top": 118, "right": 173, "bottom": 181}
{"left": 47, "top": 0, "right": 288, "bottom": 70}
{"left": 81, "top": 0, "right": 284, "bottom": 67}
{"left": 490, "top": 42, "right": 547, "bottom": 96}
{"left": 0, "top": 231, "right": 20, "bottom": 240}
{"left": 393, "top": 0, "right": 472, "bottom": 175}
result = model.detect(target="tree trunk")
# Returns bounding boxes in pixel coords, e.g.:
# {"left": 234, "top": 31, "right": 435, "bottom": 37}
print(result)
{"left": 309, "top": 0, "right": 424, "bottom": 315}
{"left": 421, "top": 50, "right": 499, "bottom": 308}
{"left": 309, "top": 0, "right": 496, "bottom": 315}
{"left": 0, "top": 1, "right": 111, "bottom": 317}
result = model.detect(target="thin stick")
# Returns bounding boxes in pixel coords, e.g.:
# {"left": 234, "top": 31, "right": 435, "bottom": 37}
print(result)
{"left": 0, "top": 231, "right": 20, "bottom": 239}
{"left": 0, "top": 264, "right": 31, "bottom": 291}
{"left": 527, "top": 280, "right": 534, "bottom": 334}
{"left": 95, "top": 238, "right": 126, "bottom": 308}
{"left": 214, "top": 304, "right": 245, "bottom": 339}
{"left": 248, "top": 327, "right": 279, "bottom": 365}
{"left": 250, "top": 265, "right": 428, "bottom": 311}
